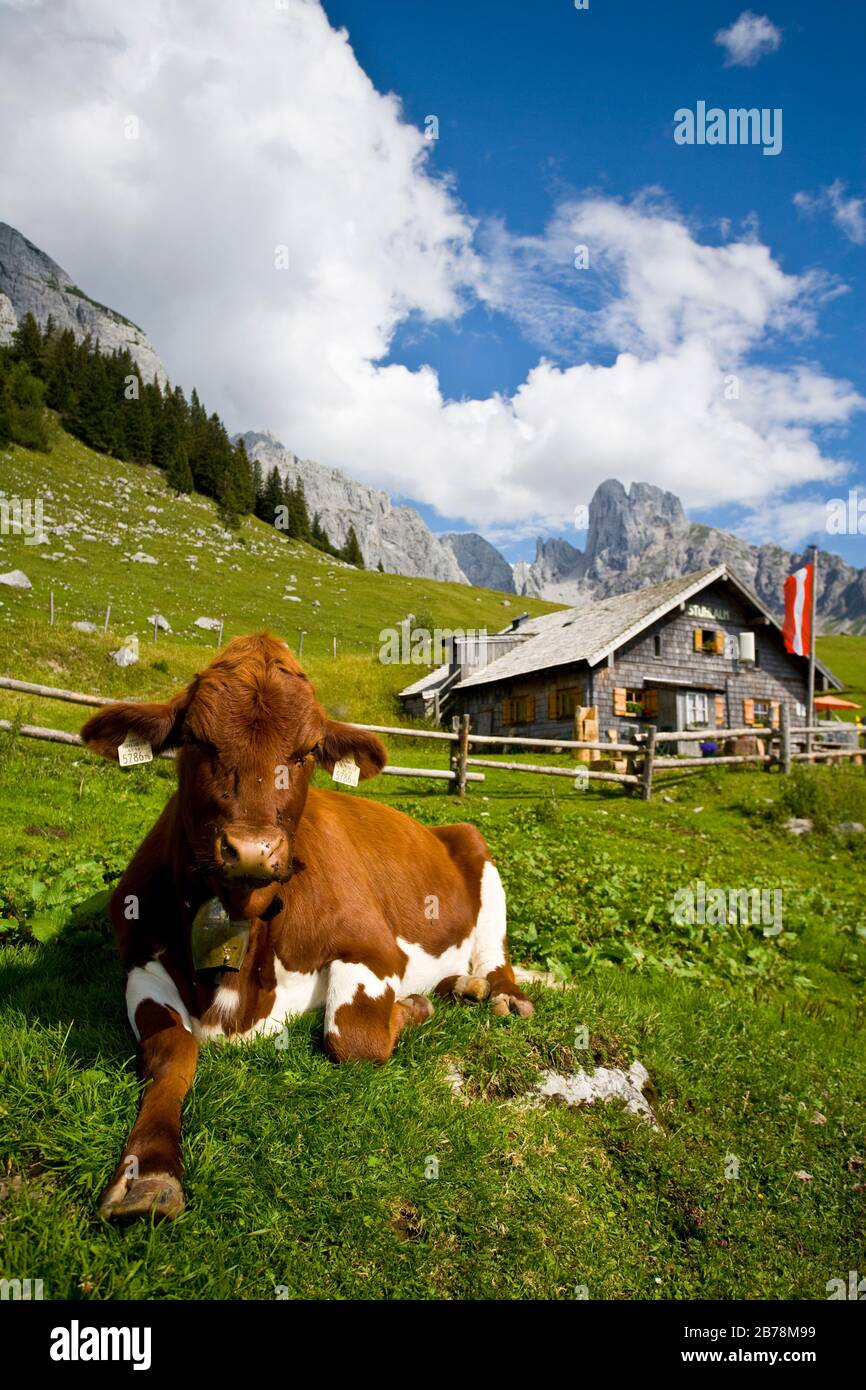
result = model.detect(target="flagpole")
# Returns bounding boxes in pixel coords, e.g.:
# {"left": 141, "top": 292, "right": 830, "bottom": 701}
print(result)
{"left": 806, "top": 543, "right": 818, "bottom": 757}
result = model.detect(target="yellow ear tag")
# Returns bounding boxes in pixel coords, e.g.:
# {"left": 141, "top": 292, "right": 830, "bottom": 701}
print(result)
{"left": 118, "top": 732, "right": 154, "bottom": 768}
{"left": 331, "top": 756, "right": 360, "bottom": 787}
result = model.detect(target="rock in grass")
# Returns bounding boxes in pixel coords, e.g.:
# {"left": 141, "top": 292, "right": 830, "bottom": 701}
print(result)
{"left": 834, "top": 821, "right": 864, "bottom": 835}
{"left": 111, "top": 635, "right": 139, "bottom": 666}
{"left": 194, "top": 616, "right": 221, "bottom": 631}
{"left": 0, "top": 569, "right": 31, "bottom": 588}
{"left": 534, "top": 1061, "right": 659, "bottom": 1128}
{"left": 785, "top": 817, "right": 813, "bottom": 836}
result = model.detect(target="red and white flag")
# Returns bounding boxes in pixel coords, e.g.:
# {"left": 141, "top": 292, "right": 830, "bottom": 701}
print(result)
{"left": 782, "top": 563, "right": 814, "bottom": 657}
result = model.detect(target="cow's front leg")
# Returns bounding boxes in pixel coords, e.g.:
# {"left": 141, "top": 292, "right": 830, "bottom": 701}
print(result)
{"left": 324, "top": 959, "right": 431, "bottom": 1063}
{"left": 99, "top": 983, "right": 198, "bottom": 1222}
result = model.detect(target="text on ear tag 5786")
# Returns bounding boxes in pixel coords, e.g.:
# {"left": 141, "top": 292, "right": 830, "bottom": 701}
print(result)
{"left": 331, "top": 756, "right": 360, "bottom": 787}
{"left": 118, "top": 733, "right": 153, "bottom": 768}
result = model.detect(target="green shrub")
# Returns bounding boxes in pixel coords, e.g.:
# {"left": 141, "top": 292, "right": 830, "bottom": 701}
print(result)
{"left": 775, "top": 763, "right": 866, "bottom": 833}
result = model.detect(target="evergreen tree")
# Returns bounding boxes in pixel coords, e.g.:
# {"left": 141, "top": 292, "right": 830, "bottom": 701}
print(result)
{"left": 232, "top": 436, "right": 256, "bottom": 516}
{"left": 340, "top": 525, "right": 364, "bottom": 568}
{"left": 166, "top": 443, "right": 194, "bottom": 493}
{"left": 122, "top": 392, "right": 153, "bottom": 463}
{"left": 288, "top": 477, "right": 311, "bottom": 542}
{"left": 262, "top": 465, "right": 284, "bottom": 526}
{"left": 43, "top": 327, "right": 79, "bottom": 417}
{"left": 0, "top": 351, "right": 51, "bottom": 450}
{"left": 310, "top": 511, "right": 332, "bottom": 553}
{"left": 251, "top": 457, "right": 265, "bottom": 518}
{"left": 10, "top": 312, "right": 45, "bottom": 372}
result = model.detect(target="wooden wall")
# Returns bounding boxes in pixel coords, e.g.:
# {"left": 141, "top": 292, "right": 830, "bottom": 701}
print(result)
{"left": 454, "top": 581, "right": 819, "bottom": 743}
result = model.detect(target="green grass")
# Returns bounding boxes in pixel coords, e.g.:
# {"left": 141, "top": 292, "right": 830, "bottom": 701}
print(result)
{"left": 1, "top": 734, "right": 864, "bottom": 1299}
{"left": 1, "top": 426, "right": 865, "bottom": 1300}
{"left": 816, "top": 634, "right": 866, "bottom": 718}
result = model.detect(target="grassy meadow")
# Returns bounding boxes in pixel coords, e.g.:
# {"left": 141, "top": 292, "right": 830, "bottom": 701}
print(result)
{"left": 1, "top": 428, "right": 865, "bottom": 1300}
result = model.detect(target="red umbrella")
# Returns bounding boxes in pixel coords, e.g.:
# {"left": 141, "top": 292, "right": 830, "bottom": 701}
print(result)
{"left": 814, "top": 695, "right": 861, "bottom": 710}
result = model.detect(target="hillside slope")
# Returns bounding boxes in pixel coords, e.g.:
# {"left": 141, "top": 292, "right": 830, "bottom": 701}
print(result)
{"left": 0, "top": 427, "right": 557, "bottom": 722}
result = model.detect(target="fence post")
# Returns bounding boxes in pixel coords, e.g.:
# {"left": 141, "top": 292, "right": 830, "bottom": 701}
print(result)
{"left": 780, "top": 702, "right": 792, "bottom": 776}
{"left": 49, "top": 590, "right": 54, "bottom": 625}
{"left": 641, "top": 724, "right": 656, "bottom": 802}
{"left": 103, "top": 603, "right": 111, "bottom": 634}
{"left": 454, "top": 713, "right": 470, "bottom": 798}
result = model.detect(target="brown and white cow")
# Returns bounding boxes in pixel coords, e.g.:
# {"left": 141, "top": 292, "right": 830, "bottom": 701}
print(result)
{"left": 81, "top": 633, "right": 532, "bottom": 1221}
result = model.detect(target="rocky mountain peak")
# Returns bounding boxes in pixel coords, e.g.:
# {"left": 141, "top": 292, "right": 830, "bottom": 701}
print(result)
{"left": 586, "top": 478, "right": 687, "bottom": 574}
{"left": 238, "top": 432, "right": 468, "bottom": 585}
{"left": 0, "top": 222, "right": 167, "bottom": 385}
{"left": 440, "top": 532, "right": 516, "bottom": 594}
{"left": 509, "top": 477, "right": 865, "bottom": 633}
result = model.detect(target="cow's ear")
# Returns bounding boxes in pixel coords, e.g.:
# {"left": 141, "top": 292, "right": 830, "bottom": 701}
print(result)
{"left": 317, "top": 720, "right": 387, "bottom": 780}
{"left": 80, "top": 689, "right": 191, "bottom": 761}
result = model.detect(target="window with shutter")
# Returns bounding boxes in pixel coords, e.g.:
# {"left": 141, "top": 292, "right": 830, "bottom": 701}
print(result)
{"left": 715, "top": 694, "right": 726, "bottom": 725}
{"left": 771, "top": 700, "right": 781, "bottom": 727}
{"left": 549, "top": 687, "right": 581, "bottom": 720}
{"left": 524, "top": 695, "right": 536, "bottom": 723}
{"left": 502, "top": 698, "right": 515, "bottom": 724}
{"left": 743, "top": 698, "right": 755, "bottom": 726}
{"left": 753, "top": 699, "right": 772, "bottom": 726}
{"left": 643, "top": 688, "right": 659, "bottom": 718}
{"left": 695, "top": 628, "right": 723, "bottom": 654}
{"left": 613, "top": 687, "right": 627, "bottom": 716}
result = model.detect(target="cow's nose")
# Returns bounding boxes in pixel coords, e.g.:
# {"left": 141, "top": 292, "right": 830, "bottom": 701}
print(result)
{"left": 219, "top": 828, "right": 288, "bottom": 880}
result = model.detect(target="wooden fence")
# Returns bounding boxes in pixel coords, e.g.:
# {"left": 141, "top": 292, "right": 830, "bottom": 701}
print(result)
{"left": 0, "top": 677, "right": 863, "bottom": 801}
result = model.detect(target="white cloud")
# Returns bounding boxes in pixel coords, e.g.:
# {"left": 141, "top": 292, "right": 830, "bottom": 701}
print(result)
{"left": 714, "top": 11, "right": 782, "bottom": 67}
{"left": 0, "top": 0, "right": 860, "bottom": 545}
{"left": 794, "top": 181, "right": 866, "bottom": 246}
{"left": 736, "top": 497, "right": 832, "bottom": 549}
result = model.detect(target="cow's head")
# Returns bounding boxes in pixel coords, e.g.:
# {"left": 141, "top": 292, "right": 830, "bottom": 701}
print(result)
{"left": 81, "top": 634, "right": 386, "bottom": 919}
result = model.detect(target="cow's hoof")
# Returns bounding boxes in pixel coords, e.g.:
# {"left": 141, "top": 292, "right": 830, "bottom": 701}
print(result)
{"left": 490, "top": 992, "right": 535, "bottom": 1018}
{"left": 98, "top": 1172, "right": 185, "bottom": 1223}
{"left": 453, "top": 975, "right": 491, "bottom": 1002}
{"left": 400, "top": 994, "right": 435, "bottom": 1023}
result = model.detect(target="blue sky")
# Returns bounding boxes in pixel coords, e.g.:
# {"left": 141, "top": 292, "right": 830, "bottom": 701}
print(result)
{"left": 323, "top": 0, "right": 866, "bottom": 564}
{"left": 3, "top": 0, "right": 863, "bottom": 569}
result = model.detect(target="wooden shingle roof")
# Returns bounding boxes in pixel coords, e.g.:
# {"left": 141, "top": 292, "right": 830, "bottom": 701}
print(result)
{"left": 455, "top": 565, "right": 842, "bottom": 690}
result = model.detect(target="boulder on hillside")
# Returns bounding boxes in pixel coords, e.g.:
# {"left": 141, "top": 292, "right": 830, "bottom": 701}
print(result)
{"left": 111, "top": 636, "right": 139, "bottom": 667}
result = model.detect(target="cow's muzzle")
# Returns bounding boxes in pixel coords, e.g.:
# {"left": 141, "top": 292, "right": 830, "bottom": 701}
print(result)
{"left": 217, "top": 827, "right": 290, "bottom": 882}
